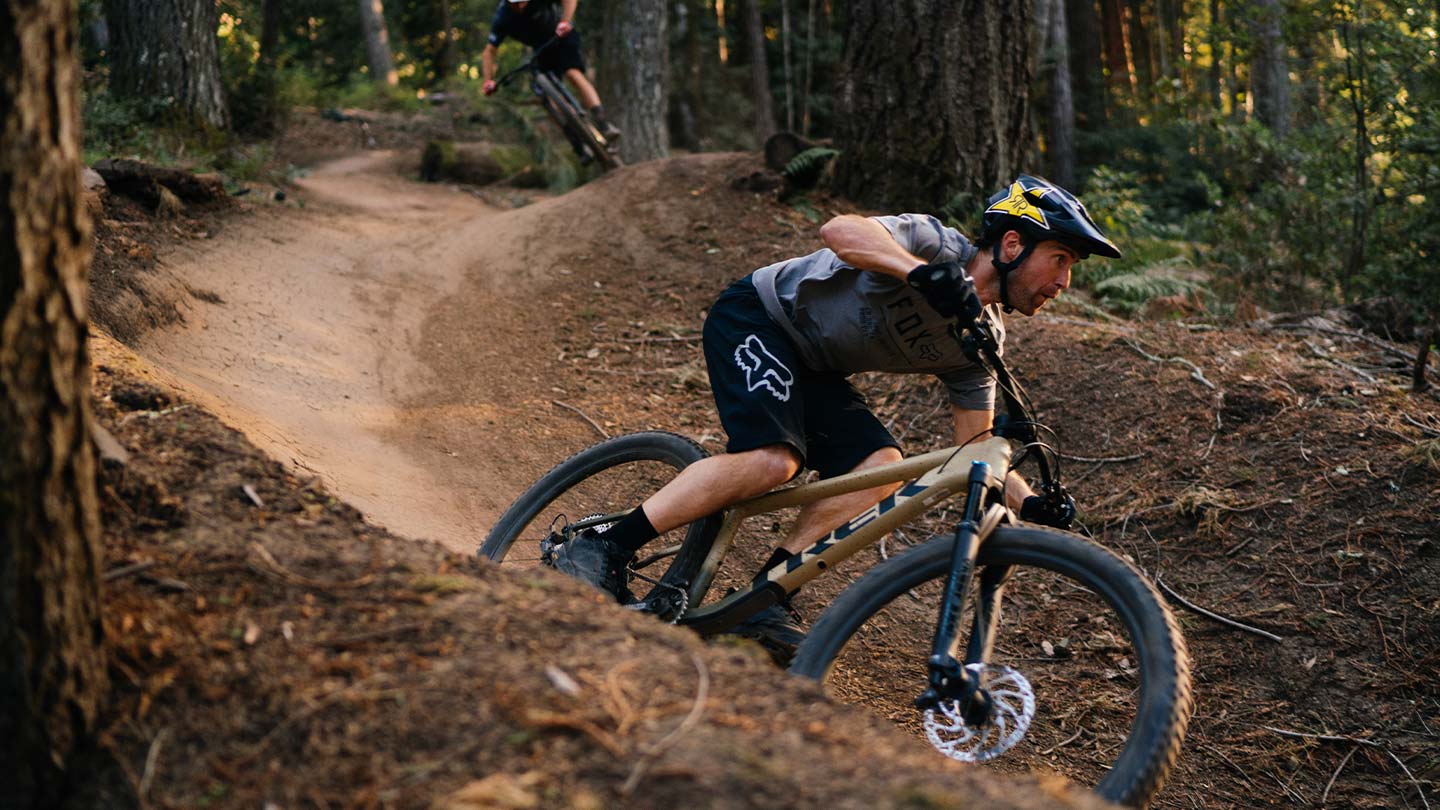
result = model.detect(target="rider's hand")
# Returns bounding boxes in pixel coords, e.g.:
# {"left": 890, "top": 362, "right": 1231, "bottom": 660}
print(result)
{"left": 482, "top": 79, "right": 498, "bottom": 96}
{"left": 907, "top": 261, "right": 983, "bottom": 323}
{"left": 1020, "top": 493, "right": 1077, "bottom": 530}
{"left": 556, "top": 19, "right": 573, "bottom": 36}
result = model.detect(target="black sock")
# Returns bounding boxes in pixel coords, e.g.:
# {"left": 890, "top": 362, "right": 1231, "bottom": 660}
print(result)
{"left": 752, "top": 548, "right": 795, "bottom": 585}
{"left": 606, "top": 505, "right": 659, "bottom": 555}
{"left": 590, "top": 104, "right": 607, "bottom": 124}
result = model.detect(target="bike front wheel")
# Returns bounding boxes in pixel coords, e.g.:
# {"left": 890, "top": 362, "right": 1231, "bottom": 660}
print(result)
{"left": 790, "top": 526, "right": 1192, "bottom": 807}
{"left": 480, "top": 431, "right": 719, "bottom": 604}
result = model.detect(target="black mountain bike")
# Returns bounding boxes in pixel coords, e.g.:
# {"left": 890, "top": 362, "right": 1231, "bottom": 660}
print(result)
{"left": 482, "top": 315, "right": 1194, "bottom": 807}
{"left": 493, "top": 38, "right": 621, "bottom": 171}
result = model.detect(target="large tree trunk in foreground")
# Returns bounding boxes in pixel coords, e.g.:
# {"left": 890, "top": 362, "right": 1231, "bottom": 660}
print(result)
{"left": 1, "top": 0, "right": 109, "bottom": 807}
{"left": 833, "top": 0, "right": 1033, "bottom": 211}
{"left": 359, "top": 0, "right": 399, "bottom": 86}
{"left": 104, "top": 0, "right": 230, "bottom": 129}
{"left": 599, "top": 0, "right": 669, "bottom": 163}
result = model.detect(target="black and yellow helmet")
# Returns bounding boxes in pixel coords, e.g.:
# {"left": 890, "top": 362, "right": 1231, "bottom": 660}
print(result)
{"left": 981, "top": 175, "right": 1121, "bottom": 260}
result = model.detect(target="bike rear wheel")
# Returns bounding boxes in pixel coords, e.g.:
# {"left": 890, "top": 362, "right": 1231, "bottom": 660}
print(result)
{"left": 791, "top": 527, "right": 1192, "bottom": 807}
{"left": 534, "top": 72, "right": 622, "bottom": 171}
{"left": 480, "top": 431, "right": 718, "bottom": 605}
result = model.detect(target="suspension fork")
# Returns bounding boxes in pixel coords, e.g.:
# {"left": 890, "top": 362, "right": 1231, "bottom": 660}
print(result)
{"left": 915, "top": 461, "right": 996, "bottom": 719}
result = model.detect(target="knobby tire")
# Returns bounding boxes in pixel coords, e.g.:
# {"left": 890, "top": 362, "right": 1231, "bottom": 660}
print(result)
{"left": 480, "top": 431, "right": 718, "bottom": 597}
{"left": 790, "top": 526, "right": 1193, "bottom": 808}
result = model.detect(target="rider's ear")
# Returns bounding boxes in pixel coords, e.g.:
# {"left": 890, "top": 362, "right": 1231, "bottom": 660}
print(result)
{"left": 1002, "top": 230, "right": 1025, "bottom": 263}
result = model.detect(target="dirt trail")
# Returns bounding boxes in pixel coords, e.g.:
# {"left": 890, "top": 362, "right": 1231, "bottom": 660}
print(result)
{"left": 135, "top": 152, "right": 521, "bottom": 551}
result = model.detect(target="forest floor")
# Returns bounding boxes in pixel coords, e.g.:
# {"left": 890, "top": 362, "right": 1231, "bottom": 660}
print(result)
{"left": 83, "top": 109, "right": 1439, "bottom": 808}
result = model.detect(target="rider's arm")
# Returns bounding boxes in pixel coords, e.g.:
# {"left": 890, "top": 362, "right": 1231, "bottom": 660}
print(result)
{"left": 559, "top": 0, "right": 577, "bottom": 24}
{"left": 481, "top": 43, "right": 498, "bottom": 82}
{"left": 951, "top": 404, "right": 1033, "bottom": 510}
{"left": 820, "top": 215, "right": 927, "bottom": 281}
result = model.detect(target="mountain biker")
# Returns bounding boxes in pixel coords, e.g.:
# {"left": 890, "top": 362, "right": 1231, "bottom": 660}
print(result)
{"left": 552, "top": 175, "right": 1121, "bottom": 663}
{"left": 479, "top": 0, "right": 622, "bottom": 143}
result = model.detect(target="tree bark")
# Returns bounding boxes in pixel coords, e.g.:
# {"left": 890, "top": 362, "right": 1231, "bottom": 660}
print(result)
{"left": 358, "top": 0, "right": 399, "bottom": 86}
{"left": 1099, "top": 0, "right": 1134, "bottom": 107}
{"left": 1067, "top": 0, "right": 1106, "bottom": 128}
{"left": 1249, "top": 0, "right": 1290, "bottom": 135}
{"left": 669, "top": 0, "right": 701, "bottom": 149}
{"left": 833, "top": 0, "right": 1033, "bottom": 211}
{"left": 745, "top": 0, "right": 777, "bottom": 141}
{"left": 436, "top": 0, "right": 457, "bottom": 83}
{"left": 103, "top": 0, "right": 231, "bottom": 129}
{"left": 1124, "top": 0, "right": 1154, "bottom": 103}
{"left": 1046, "top": 0, "right": 1077, "bottom": 187}
{"left": 600, "top": 0, "right": 669, "bottom": 162}
{"left": 1, "top": 0, "right": 109, "bottom": 806}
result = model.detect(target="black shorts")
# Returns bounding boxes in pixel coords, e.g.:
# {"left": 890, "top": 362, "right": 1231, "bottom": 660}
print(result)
{"left": 701, "top": 276, "right": 899, "bottom": 479}
{"left": 536, "top": 33, "right": 586, "bottom": 76}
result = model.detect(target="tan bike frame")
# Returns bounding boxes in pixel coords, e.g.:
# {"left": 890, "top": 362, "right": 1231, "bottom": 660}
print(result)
{"left": 676, "top": 436, "right": 1012, "bottom": 634}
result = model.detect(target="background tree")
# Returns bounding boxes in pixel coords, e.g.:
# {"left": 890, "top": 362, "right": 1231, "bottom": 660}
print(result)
{"left": 1, "top": 0, "right": 109, "bottom": 806}
{"left": 744, "top": 0, "right": 777, "bottom": 140}
{"left": 599, "top": 0, "right": 669, "bottom": 162}
{"left": 832, "top": 0, "right": 1033, "bottom": 211}
{"left": 359, "top": 0, "right": 400, "bottom": 85}
{"left": 104, "top": 0, "right": 231, "bottom": 128}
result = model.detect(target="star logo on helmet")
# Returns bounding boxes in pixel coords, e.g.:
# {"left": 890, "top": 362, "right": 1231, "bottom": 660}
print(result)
{"left": 986, "top": 181, "right": 1052, "bottom": 228}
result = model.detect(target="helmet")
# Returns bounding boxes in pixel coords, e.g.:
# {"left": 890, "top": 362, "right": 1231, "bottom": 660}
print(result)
{"left": 981, "top": 175, "right": 1121, "bottom": 260}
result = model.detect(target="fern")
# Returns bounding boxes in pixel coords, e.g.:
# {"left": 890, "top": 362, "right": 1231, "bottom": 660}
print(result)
{"left": 1094, "top": 272, "right": 1200, "bottom": 312}
{"left": 782, "top": 147, "right": 839, "bottom": 188}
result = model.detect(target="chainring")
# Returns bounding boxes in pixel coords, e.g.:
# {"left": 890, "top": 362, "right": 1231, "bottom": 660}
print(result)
{"left": 922, "top": 664, "right": 1036, "bottom": 762}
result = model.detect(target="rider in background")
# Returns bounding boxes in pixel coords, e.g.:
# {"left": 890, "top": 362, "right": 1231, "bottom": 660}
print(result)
{"left": 550, "top": 175, "right": 1121, "bottom": 664}
{"left": 479, "top": 0, "right": 622, "bottom": 143}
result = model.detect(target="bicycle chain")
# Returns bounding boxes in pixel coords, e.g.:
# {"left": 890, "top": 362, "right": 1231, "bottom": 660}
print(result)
{"left": 625, "top": 566, "right": 689, "bottom": 625}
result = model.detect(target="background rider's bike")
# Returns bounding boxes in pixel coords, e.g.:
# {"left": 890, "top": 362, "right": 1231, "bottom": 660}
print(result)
{"left": 492, "top": 39, "right": 621, "bottom": 171}
{"left": 481, "top": 316, "right": 1193, "bottom": 808}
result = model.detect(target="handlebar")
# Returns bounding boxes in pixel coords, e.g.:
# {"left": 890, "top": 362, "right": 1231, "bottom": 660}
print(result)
{"left": 493, "top": 37, "right": 560, "bottom": 90}
{"left": 950, "top": 317, "right": 1071, "bottom": 514}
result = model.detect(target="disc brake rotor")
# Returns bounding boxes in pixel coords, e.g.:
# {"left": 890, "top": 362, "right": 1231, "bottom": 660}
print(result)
{"left": 922, "top": 664, "right": 1036, "bottom": 762}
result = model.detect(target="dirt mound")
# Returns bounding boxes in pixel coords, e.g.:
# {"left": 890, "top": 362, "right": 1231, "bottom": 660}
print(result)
{"left": 90, "top": 333, "right": 1106, "bottom": 810}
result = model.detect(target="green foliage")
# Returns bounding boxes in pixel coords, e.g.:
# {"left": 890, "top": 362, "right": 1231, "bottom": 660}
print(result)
{"left": 1093, "top": 269, "right": 1202, "bottom": 314}
{"left": 782, "top": 147, "right": 838, "bottom": 188}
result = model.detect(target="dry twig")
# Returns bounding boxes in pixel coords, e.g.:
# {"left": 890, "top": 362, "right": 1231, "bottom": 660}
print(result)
{"left": 551, "top": 399, "right": 609, "bottom": 439}
{"left": 1057, "top": 451, "right": 1146, "bottom": 464}
{"left": 1157, "top": 578, "right": 1284, "bottom": 643}
{"left": 1122, "top": 339, "right": 1217, "bottom": 389}
{"left": 1320, "top": 745, "right": 1360, "bottom": 806}
{"left": 621, "top": 651, "right": 710, "bottom": 796}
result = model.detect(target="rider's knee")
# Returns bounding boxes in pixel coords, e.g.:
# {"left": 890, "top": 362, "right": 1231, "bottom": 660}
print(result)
{"left": 742, "top": 444, "right": 802, "bottom": 490}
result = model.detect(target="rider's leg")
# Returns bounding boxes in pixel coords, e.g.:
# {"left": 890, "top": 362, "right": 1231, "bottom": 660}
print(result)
{"left": 563, "top": 68, "right": 601, "bottom": 110}
{"left": 777, "top": 446, "right": 904, "bottom": 555}
{"left": 635, "top": 443, "right": 801, "bottom": 536}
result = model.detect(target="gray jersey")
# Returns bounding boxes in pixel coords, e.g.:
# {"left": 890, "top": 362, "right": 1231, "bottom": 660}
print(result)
{"left": 750, "top": 213, "right": 1004, "bottom": 411}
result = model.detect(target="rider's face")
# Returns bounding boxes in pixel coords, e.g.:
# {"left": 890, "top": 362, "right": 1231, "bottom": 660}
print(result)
{"left": 1006, "top": 238, "right": 1077, "bottom": 316}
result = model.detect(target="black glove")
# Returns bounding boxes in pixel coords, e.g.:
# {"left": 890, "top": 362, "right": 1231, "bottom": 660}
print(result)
{"left": 1020, "top": 493, "right": 1077, "bottom": 530}
{"left": 907, "top": 261, "right": 984, "bottom": 323}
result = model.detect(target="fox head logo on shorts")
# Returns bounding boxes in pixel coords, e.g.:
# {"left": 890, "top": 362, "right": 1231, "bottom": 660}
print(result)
{"left": 734, "top": 335, "right": 794, "bottom": 402}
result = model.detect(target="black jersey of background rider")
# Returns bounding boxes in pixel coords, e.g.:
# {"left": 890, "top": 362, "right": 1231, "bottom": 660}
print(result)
{"left": 487, "top": 0, "right": 561, "bottom": 48}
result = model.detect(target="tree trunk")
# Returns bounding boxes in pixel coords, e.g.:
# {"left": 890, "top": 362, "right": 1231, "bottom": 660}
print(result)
{"left": 1249, "top": 0, "right": 1290, "bottom": 135}
{"left": 1047, "top": 0, "right": 1077, "bottom": 188}
{"left": 250, "top": 0, "right": 285, "bottom": 134}
{"left": 436, "top": 0, "right": 457, "bottom": 83}
{"left": 1067, "top": 0, "right": 1106, "bottom": 128}
{"left": 1207, "top": 0, "right": 1222, "bottom": 109}
{"left": 1099, "top": 0, "right": 1133, "bottom": 108}
{"left": 801, "top": 0, "right": 816, "bottom": 134}
{"left": 745, "top": 0, "right": 777, "bottom": 141}
{"left": 669, "top": 0, "right": 701, "bottom": 149}
{"left": 1124, "top": 0, "right": 1153, "bottom": 103}
{"left": 600, "top": 0, "right": 669, "bottom": 162}
{"left": 103, "top": 0, "right": 230, "bottom": 129}
{"left": 1, "top": 0, "right": 109, "bottom": 806}
{"left": 780, "top": 0, "right": 795, "bottom": 132}
{"left": 833, "top": 0, "right": 1033, "bottom": 211}
{"left": 358, "top": 0, "right": 399, "bottom": 86}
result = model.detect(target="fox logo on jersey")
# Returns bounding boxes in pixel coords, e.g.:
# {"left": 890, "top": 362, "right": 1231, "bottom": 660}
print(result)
{"left": 734, "top": 335, "right": 794, "bottom": 402}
